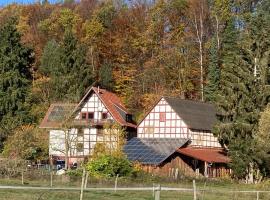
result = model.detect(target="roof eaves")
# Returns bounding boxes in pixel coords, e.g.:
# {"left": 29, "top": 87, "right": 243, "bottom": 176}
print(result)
{"left": 137, "top": 96, "right": 163, "bottom": 128}
{"left": 155, "top": 138, "right": 190, "bottom": 166}
{"left": 39, "top": 103, "right": 76, "bottom": 129}
{"left": 73, "top": 86, "right": 95, "bottom": 113}
{"left": 94, "top": 88, "right": 127, "bottom": 126}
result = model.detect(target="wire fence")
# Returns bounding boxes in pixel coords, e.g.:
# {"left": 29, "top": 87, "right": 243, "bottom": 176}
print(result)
{"left": 1, "top": 169, "right": 270, "bottom": 200}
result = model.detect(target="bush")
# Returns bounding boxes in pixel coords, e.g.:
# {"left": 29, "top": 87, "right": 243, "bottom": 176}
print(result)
{"left": 67, "top": 168, "right": 83, "bottom": 177}
{"left": 86, "top": 154, "right": 132, "bottom": 177}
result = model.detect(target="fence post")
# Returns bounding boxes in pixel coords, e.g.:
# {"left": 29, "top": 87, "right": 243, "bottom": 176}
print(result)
{"left": 50, "top": 171, "right": 53, "bottom": 187}
{"left": 175, "top": 168, "right": 179, "bottom": 180}
{"left": 114, "top": 174, "right": 119, "bottom": 192}
{"left": 257, "top": 191, "right": 259, "bottom": 200}
{"left": 80, "top": 168, "right": 86, "bottom": 200}
{"left": 193, "top": 180, "right": 197, "bottom": 200}
{"left": 152, "top": 183, "right": 155, "bottom": 197}
{"left": 154, "top": 184, "right": 161, "bottom": 200}
{"left": 21, "top": 170, "right": 24, "bottom": 185}
{"left": 84, "top": 172, "right": 89, "bottom": 189}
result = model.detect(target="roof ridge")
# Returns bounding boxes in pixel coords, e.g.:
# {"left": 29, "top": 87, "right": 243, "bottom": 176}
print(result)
{"left": 163, "top": 96, "right": 214, "bottom": 106}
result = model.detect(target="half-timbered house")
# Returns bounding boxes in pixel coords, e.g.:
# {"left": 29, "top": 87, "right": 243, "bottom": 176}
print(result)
{"left": 40, "top": 87, "right": 136, "bottom": 166}
{"left": 124, "top": 97, "right": 230, "bottom": 178}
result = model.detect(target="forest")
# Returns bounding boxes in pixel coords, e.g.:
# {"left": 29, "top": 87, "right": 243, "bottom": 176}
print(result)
{"left": 0, "top": 0, "right": 269, "bottom": 181}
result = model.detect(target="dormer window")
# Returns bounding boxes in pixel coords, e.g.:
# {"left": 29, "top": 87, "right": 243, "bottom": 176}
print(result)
{"left": 102, "top": 112, "right": 108, "bottom": 119}
{"left": 88, "top": 112, "right": 94, "bottom": 119}
{"left": 126, "top": 114, "right": 132, "bottom": 122}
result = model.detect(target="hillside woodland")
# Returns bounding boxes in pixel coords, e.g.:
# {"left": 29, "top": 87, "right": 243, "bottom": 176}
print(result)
{"left": 0, "top": 0, "right": 270, "bottom": 180}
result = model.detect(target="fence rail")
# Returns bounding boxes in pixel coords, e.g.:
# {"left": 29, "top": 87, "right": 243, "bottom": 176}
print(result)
{"left": 0, "top": 169, "right": 269, "bottom": 200}
{"left": 0, "top": 184, "right": 270, "bottom": 200}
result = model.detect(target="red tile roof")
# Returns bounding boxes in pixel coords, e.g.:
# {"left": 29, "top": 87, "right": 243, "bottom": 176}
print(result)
{"left": 40, "top": 87, "right": 136, "bottom": 129}
{"left": 177, "top": 147, "right": 230, "bottom": 163}
{"left": 91, "top": 87, "right": 136, "bottom": 128}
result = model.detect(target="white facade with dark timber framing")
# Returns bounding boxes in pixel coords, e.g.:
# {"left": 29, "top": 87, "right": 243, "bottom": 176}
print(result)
{"left": 40, "top": 87, "right": 136, "bottom": 165}
{"left": 124, "top": 97, "right": 230, "bottom": 178}
{"left": 137, "top": 97, "right": 221, "bottom": 148}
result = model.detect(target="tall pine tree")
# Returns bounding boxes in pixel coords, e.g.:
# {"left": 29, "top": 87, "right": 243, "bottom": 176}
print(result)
{"left": 205, "top": 38, "right": 220, "bottom": 102}
{"left": 99, "top": 62, "right": 114, "bottom": 91}
{"left": 40, "top": 29, "right": 93, "bottom": 102}
{"left": 214, "top": 15, "right": 269, "bottom": 180}
{"left": 0, "top": 17, "right": 34, "bottom": 149}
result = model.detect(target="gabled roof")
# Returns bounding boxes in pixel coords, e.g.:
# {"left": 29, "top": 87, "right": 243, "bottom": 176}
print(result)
{"left": 138, "top": 97, "right": 216, "bottom": 131}
{"left": 75, "top": 87, "right": 136, "bottom": 128}
{"left": 40, "top": 87, "right": 136, "bottom": 129}
{"left": 164, "top": 97, "right": 216, "bottom": 131}
{"left": 177, "top": 147, "right": 230, "bottom": 163}
{"left": 124, "top": 138, "right": 189, "bottom": 165}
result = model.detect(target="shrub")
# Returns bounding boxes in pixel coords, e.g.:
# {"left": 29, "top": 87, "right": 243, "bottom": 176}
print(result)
{"left": 86, "top": 154, "right": 132, "bottom": 177}
{"left": 67, "top": 168, "right": 83, "bottom": 177}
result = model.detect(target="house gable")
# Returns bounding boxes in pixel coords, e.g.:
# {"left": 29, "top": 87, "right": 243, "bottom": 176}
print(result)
{"left": 138, "top": 97, "right": 221, "bottom": 148}
{"left": 75, "top": 91, "right": 114, "bottom": 121}
{"left": 73, "top": 87, "right": 136, "bottom": 128}
{"left": 138, "top": 97, "right": 189, "bottom": 139}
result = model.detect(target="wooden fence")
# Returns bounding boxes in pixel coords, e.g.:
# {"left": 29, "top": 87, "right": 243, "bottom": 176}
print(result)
{"left": 0, "top": 180, "right": 269, "bottom": 200}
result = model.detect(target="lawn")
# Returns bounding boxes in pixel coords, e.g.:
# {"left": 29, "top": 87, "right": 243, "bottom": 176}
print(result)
{"left": 0, "top": 189, "right": 270, "bottom": 200}
{"left": 1, "top": 175, "right": 270, "bottom": 200}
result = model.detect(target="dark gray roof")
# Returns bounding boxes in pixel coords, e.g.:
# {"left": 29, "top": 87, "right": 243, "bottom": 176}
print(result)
{"left": 164, "top": 97, "right": 216, "bottom": 131}
{"left": 124, "top": 137, "right": 189, "bottom": 165}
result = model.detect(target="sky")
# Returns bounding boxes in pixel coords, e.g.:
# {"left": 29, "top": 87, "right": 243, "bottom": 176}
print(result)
{"left": 0, "top": 0, "right": 57, "bottom": 7}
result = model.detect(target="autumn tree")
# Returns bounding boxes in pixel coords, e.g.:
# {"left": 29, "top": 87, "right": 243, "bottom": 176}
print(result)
{"left": 3, "top": 125, "right": 48, "bottom": 160}
{"left": 188, "top": 0, "right": 211, "bottom": 101}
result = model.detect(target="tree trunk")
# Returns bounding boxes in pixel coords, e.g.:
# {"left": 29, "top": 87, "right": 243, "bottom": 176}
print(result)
{"left": 64, "top": 130, "right": 70, "bottom": 170}
{"left": 199, "top": 40, "right": 204, "bottom": 101}
{"left": 215, "top": 15, "right": 220, "bottom": 50}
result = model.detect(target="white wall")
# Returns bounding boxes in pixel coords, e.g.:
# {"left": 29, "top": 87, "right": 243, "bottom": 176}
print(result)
{"left": 75, "top": 93, "right": 113, "bottom": 120}
{"left": 49, "top": 130, "right": 66, "bottom": 156}
{"left": 137, "top": 97, "right": 221, "bottom": 148}
{"left": 138, "top": 98, "right": 189, "bottom": 139}
{"left": 49, "top": 127, "right": 122, "bottom": 157}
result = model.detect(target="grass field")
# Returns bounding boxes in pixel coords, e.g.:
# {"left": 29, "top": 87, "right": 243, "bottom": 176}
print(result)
{"left": 1, "top": 188, "right": 270, "bottom": 200}
{"left": 1, "top": 175, "right": 270, "bottom": 200}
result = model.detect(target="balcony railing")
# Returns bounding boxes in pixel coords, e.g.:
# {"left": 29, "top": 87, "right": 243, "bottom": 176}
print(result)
{"left": 72, "top": 119, "right": 114, "bottom": 127}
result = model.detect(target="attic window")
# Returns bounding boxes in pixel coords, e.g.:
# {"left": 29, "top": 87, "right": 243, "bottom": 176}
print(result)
{"left": 88, "top": 112, "right": 94, "bottom": 119}
{"left": 102, "top": 112, "right": 108, "bottom": 119}
{"left": 159, "top": 113, "right": 166, "bottom": 122}
{"left": 81, "top": 113, "right": 87, "bottom": 120}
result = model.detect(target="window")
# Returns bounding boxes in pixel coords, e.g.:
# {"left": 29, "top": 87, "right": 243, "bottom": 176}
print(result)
{"left": 81, "top": 113, "right": 87, "bottom": 120}
{"left": 77, "top": 128, "right": 84, "bottom": 137}
{"left": 97, "top": 129, "right": 104, "bottom": 142}
{"left": 126, "top": 114, "right": 133, "bottom": 122}
{"left": 97, "top": 128, "right": 104, "bottom": 136}
{"left": 159, "top": 112, "right": 166, "bottom": 122}
{"left": 88, "top": 112, "right": 94, "bottom": 119}
{"left": 145, "top": 126, "right": 154, "bottom": 134}
{"left": 77, "top": 143, "right": 84, "bottom": 152}
{"left": 102, "top": 112, "right": 108, "bottom": 119}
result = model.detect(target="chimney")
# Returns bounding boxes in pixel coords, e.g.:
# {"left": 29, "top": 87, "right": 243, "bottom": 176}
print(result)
{"left": 97, "top": 86, "right": 100, "bottom": 93}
